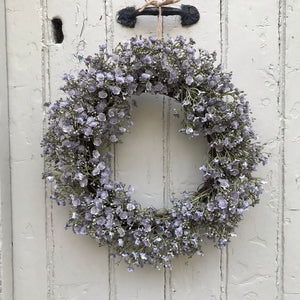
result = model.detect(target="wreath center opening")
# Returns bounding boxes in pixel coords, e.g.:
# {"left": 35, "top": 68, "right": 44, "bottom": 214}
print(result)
{"left": 116, "top": 94, "right": 209, "bottom": 209}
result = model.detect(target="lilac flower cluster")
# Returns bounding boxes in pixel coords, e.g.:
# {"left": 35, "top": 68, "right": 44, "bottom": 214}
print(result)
{"left": 41, "top": 36, "right": 267, "bottom": 271}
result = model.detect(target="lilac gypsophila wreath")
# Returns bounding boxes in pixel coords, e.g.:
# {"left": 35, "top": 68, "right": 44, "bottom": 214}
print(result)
{"left": 41, "top": 36, "right": 268, "bottom": 271}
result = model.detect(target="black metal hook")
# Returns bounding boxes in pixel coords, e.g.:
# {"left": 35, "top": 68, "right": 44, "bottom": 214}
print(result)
{"left": 117, "top": 5, "right": 200, "bottom": 28}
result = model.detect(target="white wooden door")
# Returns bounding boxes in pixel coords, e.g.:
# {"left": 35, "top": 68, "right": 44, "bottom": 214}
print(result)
{"left": 1, "top": 0, "right": 300, "bottom": 299}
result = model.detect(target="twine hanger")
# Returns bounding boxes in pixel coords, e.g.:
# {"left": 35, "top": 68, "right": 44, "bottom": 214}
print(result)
{"left": 138, "top": 0, "right": 180, "bottom": 40}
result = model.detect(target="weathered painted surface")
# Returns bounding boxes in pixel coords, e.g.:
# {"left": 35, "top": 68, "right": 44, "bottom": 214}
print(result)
{"left": 1, "top": 0, "right": 299, "bottom": 299}
{"left": 0, "top": 0, "right": 13, "bottom": 299}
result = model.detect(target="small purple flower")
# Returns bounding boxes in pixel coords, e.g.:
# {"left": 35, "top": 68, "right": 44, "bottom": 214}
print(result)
{"left": 120, "top": 211, "right": 128, "bottom": 220}
{"left": 110, "top": 135, "right": 118, "bottom": 143}
{"left": 142, "top": 55, "right": 152, "bottom": 64}
{"left": 237, "top": 208, "right": 244, "bottom": 215}
{"left": 149, "top": 35, "right": 158, "bottom": 42}
{"left": 80, "top": 178, "right": 88, "bottom": 187}
{"left": 261, "top": 156, "right": 268, "bottom": 165}
{"left": 82, "top": 127, "right": 93, "bottom": 136}
{"left": 153, "top": 82, "right": 164, "bottom": 92}
{"left": 75, "top": 106, "right": 84, "bottom": 113}
{"left": 207, "top": 202, "right": 215, "bottom": 212}
{"left": 98, "top": 113, "right": 106, "bottom": 122}
{"left": 92, "top": 161, "right": 106, "bottom": 176}
{"left": 196, "top": 74, "right": 204, "bottom": 83}
{"left": 208, "top": 80, "right": 216, "bottom": 88}
{"left": 140, "top": 73, "right": 151, "bottom": 81}
{"left": 186, "top": 128, "right": 193, "bottom": 135}
{"left": 118, "top": 110, "right": 125, "bottom": 118}
{"left": 167, "top": 37, "right": 174, "bottom": 44}
{"left": 215, "top": 194, "right": 228, "bottom": 209}
{"left": 93, "top": 137, "right": 102, "bottom": 146}
{"left": 68, "top": 90, "right": 76, "bottom": 97}
{"left": 47, "top": 176, "right": 54, "bottom": 183}
{"left": 185, "top": 45, "right": 194, "bottom": 53}
{"left": 194, "top": 211, "right": 203, "bottom": 219}
{"left": 118, "top": 227, "right": 125, "bottom": 237}
{"left": 86, "top": 116, "right": 98, "bottom": 127}
{"left": 165, "top": 46, "right": 171, "bottom": 53}
{"left": 175, "top": 227, "right": 183, "bottom": 237}
{"left": 104, "top": 184, "right": 113, "bottom": 190}
{"left": 185, "top": 75, "right": 194, "bottom": 86}
{"left": 105, "top": 220, "right": 113, "bottom": 229}
{"left": 93, "top": 150, "right": 100, "bottom": 159}
{"left": 70, "top": 194, "right": 80, "bottom": 207}
{"left": 98, "top": 90, "right": 108, "bottom": 98}
{"left": 74, "top": 172, "right": 84, "bottom": 181}
{"left": 73, "top": 225, "right": 81, "bottom": 234}
{"left": 96, "top": 73, "right": 105, "bottom": 82}
{"left": 109, "top": 118, "right": 118, "bottom": 125}
{"left": 230, "top": 191, "right": 239, "bottom": 205}
{"left": 108, "top": 109, "right": 115, "bottom": 117}
{"left": 218, "top": 179, "right": 229, "bottom": 189}
{"left": 106, "top": 73, "right": 114, "bottom": 81}
{"left": 99, "top": 44, "right": 107, "bottom": 51}
{"left": 187, "top": 114, "right": 194, "bottom": 120}
{"left": 116, "top": 76, "right": 125, "bottom": 84}
{"left": 97, "top": 216, "right": 106, "bottom": 225}
{"left": 126, "top": 203, "right": 135, "bottom": 211}
{"left": 76, "top": 116, "right": 85, "bottom": 125}
{"left": 59, "top": 117, "right": 73, "bottom": 133}
{"left": 62, "top": 73, "right": 68, "bottom": 80}
{"left": 99, "top": 161, "right": 106, "bottom": 170}
{"left": 88, "top": 68, "right": 96, "bottom": 75}
{"left": 91, "top": 206, "right": 99, "bottom": 215}
{"left": 199, "top": 165, "right": 207, "bottom": 171}
{"left": 182, "top": 100, "right": 189, "bottom": 106}
{"left": 87, "top": 85, "right": 97, "bottom": 93}
{"left": 109, "top": 85, "right": 121, "bottom": 95}
{"left": 125, "top": 75, "right": 134, "bottom": 83}
{"left": 101, "top": 191, "right": 108, "bottom": 199}
{"left": 140, "top": 253, "right": 147, "bottom": 260}
{"left": 85, "top": 212, "right": 92, "bottom": 221}
{"left": 232, "top": 121, "right": 239, "bottom": 129}
{"left": 80, "top": 226, "right": 87, "bottom": 235}
{"left": 128, "top": 185, "right": 134, "bottom": 193}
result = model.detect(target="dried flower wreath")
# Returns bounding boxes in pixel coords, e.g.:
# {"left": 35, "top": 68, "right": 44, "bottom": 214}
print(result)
{"left": 42, "top": 36, "right": 267, "bottom": 271}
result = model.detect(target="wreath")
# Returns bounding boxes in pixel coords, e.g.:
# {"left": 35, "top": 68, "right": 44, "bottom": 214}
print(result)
{"left": 42, "top": 36, "right": 267, "bottom": 271}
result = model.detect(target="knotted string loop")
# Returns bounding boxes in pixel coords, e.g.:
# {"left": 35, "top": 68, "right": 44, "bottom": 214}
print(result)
{"left": 138, "top": 0, "right": 180, "bottom": 40}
